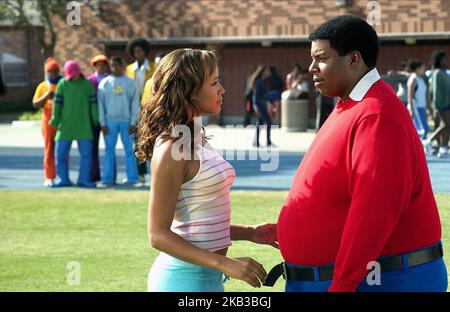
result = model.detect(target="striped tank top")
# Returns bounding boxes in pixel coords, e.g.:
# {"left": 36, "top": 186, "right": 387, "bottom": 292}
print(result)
{"left": 171, "top": 136, "right": 236, "bottom": 252}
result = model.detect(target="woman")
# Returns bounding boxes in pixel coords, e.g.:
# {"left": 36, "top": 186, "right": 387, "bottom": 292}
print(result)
{"left": 264, "top": 66, "right": 283, "bottom": 124}
{"left": 135, "top": 49, "right": 277, "bottom": 292}
{"left": 249, "top": 65, "right": 272, "bottom": 147}
{"left": 88, "top": 54, "right": 110, "bottom": 182}
{"left": 32, "top": 58, "right": 62, "bottom": 187}
{"left": 407, "top": 59, "right": 432, "bottom": 140}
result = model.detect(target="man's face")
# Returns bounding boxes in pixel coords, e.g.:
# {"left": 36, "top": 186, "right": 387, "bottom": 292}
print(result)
{"left": 309, "top": 39, "right": 351, "bottom": 98}
{"left": 133, "top": 46, "right": 146, "bottom": 63}
{"left": 111, "top": 61, "right": 124, "bottom": 76}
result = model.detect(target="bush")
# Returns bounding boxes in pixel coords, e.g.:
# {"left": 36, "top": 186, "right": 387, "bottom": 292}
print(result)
{"left": 18, "top": 110, "right": 42, "bottom": 121}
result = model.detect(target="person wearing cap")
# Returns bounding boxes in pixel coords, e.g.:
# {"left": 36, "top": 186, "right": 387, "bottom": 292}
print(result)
{"left": 32, "top": 58, "right": 63, "bottom": 187}
{"left": 49, "top": 60, "right": 99, "bottom": 188}
{"left": 267, "top": 15, "right": 447, "bottom": 292}
{"left": 88, "top": 54, "right": 111, "bottom": 182}
{"left": 125, "top": 38, "right": 156, "bottom": 183}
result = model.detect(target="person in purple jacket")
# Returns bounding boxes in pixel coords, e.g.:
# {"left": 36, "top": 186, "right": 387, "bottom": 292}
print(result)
{"left": 88, "top": 54, "right": 110, "bottom": 182}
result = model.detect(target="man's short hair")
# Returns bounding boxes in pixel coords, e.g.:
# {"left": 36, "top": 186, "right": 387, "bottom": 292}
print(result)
{"left": 309, "top": 15, "right": 379, "bottom": 68}
{"left": 111, "top": 56, "right": 124, "bottom": 66}
{"left": 431, "top": 51, "right": 447, "bottom": 69}
{"left": 126, "top": 37, "right": 150, "bottom": 57}
{"left": 406, "top": 59, "right": 423, "bottom": 72}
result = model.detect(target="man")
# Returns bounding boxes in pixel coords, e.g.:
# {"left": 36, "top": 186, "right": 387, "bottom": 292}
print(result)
{"left": 141, "top": 51, "right": 166, "bottom": 106}
{"left": 425, "top": 51, "right": 450, "bottom": 158}
{"left": 32, "top": 58, "right": 62, "bottom": 187}
{"left": 266, "top": 15, "right": 447, "bottom": 292}
{"left": 125, "top": 38, "right": 156, "bottom": 183}
{"left": 88, "top": 54, "right": 110, "bottom": 182}
{"left": 97, "top": 56, "right": 141, "bottom": 187}
{"left": 49, "top": 60, "right": 98, "bottom": 188}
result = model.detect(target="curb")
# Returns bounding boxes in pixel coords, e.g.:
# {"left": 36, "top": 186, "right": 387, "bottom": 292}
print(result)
{"left": 11, "top": 120, "right": 41, "bottom": 128}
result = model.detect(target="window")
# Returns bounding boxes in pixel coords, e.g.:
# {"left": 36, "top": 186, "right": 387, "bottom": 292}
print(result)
{"left": 0, "top": 30, "right": 29, "bottom": 86}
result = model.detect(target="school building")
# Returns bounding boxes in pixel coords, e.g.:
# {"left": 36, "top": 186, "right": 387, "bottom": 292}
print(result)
{"left": 1, "top": 0, "right": 450, "bottom": 125}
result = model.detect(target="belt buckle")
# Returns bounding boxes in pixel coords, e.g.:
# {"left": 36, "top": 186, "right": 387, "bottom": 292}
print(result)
{"left": 282, "top": 262, "right": 288, "bottom": 280}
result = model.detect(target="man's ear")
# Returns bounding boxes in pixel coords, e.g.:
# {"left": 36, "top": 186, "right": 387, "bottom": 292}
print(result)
{"left": 348, "top": 51, "right": 362, "bottom": 68}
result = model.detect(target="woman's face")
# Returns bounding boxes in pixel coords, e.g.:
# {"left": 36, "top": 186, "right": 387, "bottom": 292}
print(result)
{"left": 417, "top": 64, "right": 426, "bottom": 76}
{"left": 196, "top": 66, "right": 225, "bottom": 115}
{"left": 94, "top": 61, "right": 109, "bottom": 75}
{"left": 47, "top": 69, "right": 59, "bottom": 80}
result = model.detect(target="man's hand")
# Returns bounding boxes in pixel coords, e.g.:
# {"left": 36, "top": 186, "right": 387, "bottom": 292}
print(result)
{"left": 101, "top": 126, "right": 109, "bottom": 135}
{"left": 249, "top": 223, "right": 278, "bottom": 249}
{"left": 47, "top": 90, "right": 55, "bottom": 100}
{"left": 128, "top": 125, "right": 136, "bottom": 135}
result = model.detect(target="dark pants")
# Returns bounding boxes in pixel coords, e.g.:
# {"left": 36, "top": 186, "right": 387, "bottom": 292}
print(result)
{"left": 137, "top": 160, "right": 148, "bottom": 176}
{"left": 244, "top": 97, "right": 254, "bottom": 127}
{"left": 91, "top": 125, "right": 101, "bottom": 182}
{"left": 254, "top": 101, "right": 272, "bottom": 146}
{"left": 285, "top": 242, "right": 447, "bottom": 292}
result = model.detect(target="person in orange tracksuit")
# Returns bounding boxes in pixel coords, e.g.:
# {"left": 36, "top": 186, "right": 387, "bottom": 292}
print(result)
{"left": 32, "top": 58, "right": 63, "bottom": 187}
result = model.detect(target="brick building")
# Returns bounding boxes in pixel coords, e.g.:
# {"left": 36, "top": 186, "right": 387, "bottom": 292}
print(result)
{"left": 0, "top": 24, "right": 44, "bottom": 110}
{"left": 2, "top": 0, "right": 450, "bottom": 124}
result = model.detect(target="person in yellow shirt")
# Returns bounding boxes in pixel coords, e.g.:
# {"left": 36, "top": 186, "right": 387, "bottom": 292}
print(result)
{"left": 141, "top": 52, "right": 166, "bottom": 106}
{"left": 126, "top": 38, "right": 156, "bottom": 182}
{"left": 32, "top": 58, "right": 62, "bottom": 187}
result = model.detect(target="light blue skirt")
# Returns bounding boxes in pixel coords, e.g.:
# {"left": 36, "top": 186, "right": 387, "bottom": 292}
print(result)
{"left": 147, "top": 252, "right": 225, "bottom": 292}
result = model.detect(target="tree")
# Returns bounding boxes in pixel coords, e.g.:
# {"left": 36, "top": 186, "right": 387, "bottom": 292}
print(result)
{"left": 0, "top": 0, "right": 72, "bottom": 59}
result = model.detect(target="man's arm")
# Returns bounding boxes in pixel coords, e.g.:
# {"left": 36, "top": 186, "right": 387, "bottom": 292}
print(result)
{"left": 130, "top": 81, "right": 140, "bottom": 126}
{"left": 89, "top": 83, "right": 99, "bottom": 127}
{"left": 49, "top": 81, "right": 63, "bottom": 127}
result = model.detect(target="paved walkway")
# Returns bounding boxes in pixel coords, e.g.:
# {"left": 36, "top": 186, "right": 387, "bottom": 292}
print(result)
{"left": 1, "top": 122, "right": 449, "bottom": 192}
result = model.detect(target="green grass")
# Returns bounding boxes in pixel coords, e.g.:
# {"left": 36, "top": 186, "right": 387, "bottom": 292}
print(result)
{"left": 0, "top": 190, "right": 448, "bottom": 292}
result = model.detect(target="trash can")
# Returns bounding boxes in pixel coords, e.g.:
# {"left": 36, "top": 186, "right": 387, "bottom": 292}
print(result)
{"left": 281, "top": 98, "right": 309, "bottom": 132}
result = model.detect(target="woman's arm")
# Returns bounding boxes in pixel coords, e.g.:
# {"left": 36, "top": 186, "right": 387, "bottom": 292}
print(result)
{"left": 32, "top": 91, "right": 52, "bottom": 109}
{"left": 407, "top": 77, "right": 416, "bottom": 117}
{"left": 148, "top": 139, "right": 267, "bottom": 287}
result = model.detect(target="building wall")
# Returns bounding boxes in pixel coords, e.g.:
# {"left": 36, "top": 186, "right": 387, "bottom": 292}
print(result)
{"left": 51, "top": 0, "right": 450, "bottom": 74}
{"left": 0, "top": 26, "right": 44, "bottom": 110}
{"left": 5, "top": 0, "right": 449, "bottom": 118}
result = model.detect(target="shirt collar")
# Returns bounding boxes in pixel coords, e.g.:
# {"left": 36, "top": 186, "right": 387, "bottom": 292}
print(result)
{"left": 131, "top": 59, "right": 149, "bottom": 72}
{"left": 348, "top": 68, "right": 380, "bottom": 102}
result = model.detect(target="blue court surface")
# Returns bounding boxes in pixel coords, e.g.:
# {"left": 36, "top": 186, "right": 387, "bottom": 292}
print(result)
{"left": 0, "top": 146, "right": 449, "bottom": 193}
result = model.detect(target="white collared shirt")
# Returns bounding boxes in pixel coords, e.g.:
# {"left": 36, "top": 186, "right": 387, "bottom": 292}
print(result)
{"left": 348, "top": 68, "right": 381, "bottom": 102}
{"left": 131, "top": 58, "right": 150, "bottom": 97}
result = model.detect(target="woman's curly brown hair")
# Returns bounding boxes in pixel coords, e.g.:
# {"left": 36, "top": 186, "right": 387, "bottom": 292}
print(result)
{"left": 135, "top": 48, "right": 217, "bottom": 162}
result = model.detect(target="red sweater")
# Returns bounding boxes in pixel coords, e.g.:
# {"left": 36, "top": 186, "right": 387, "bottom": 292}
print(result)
{"left": 277, "top": 78, "right": 442, "bottom": 292}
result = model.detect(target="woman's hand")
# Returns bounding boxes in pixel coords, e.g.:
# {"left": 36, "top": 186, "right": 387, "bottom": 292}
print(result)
{"left": 249, "top": 223, "right": 278, "bottom": 249}
{"left": 219, "top": 257, "right": 267, "bottom": 288}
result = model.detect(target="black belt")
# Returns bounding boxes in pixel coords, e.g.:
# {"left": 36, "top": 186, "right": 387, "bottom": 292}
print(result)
{"left": 263, "top": 242, "right": 443, "bottom": 287}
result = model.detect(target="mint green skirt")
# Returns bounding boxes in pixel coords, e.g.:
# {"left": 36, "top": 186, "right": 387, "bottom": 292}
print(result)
{"left": 147, "top": 252, "right": 225, "bottom": 292}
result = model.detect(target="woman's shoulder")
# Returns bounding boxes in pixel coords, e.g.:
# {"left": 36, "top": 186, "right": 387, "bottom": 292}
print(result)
{"left": 153, "top": 135, "right": 197, "bottom": 163}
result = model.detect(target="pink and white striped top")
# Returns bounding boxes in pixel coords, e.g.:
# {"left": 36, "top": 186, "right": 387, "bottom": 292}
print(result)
{"left": 171, "top": 137, "right": 236, "bottom": 252}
